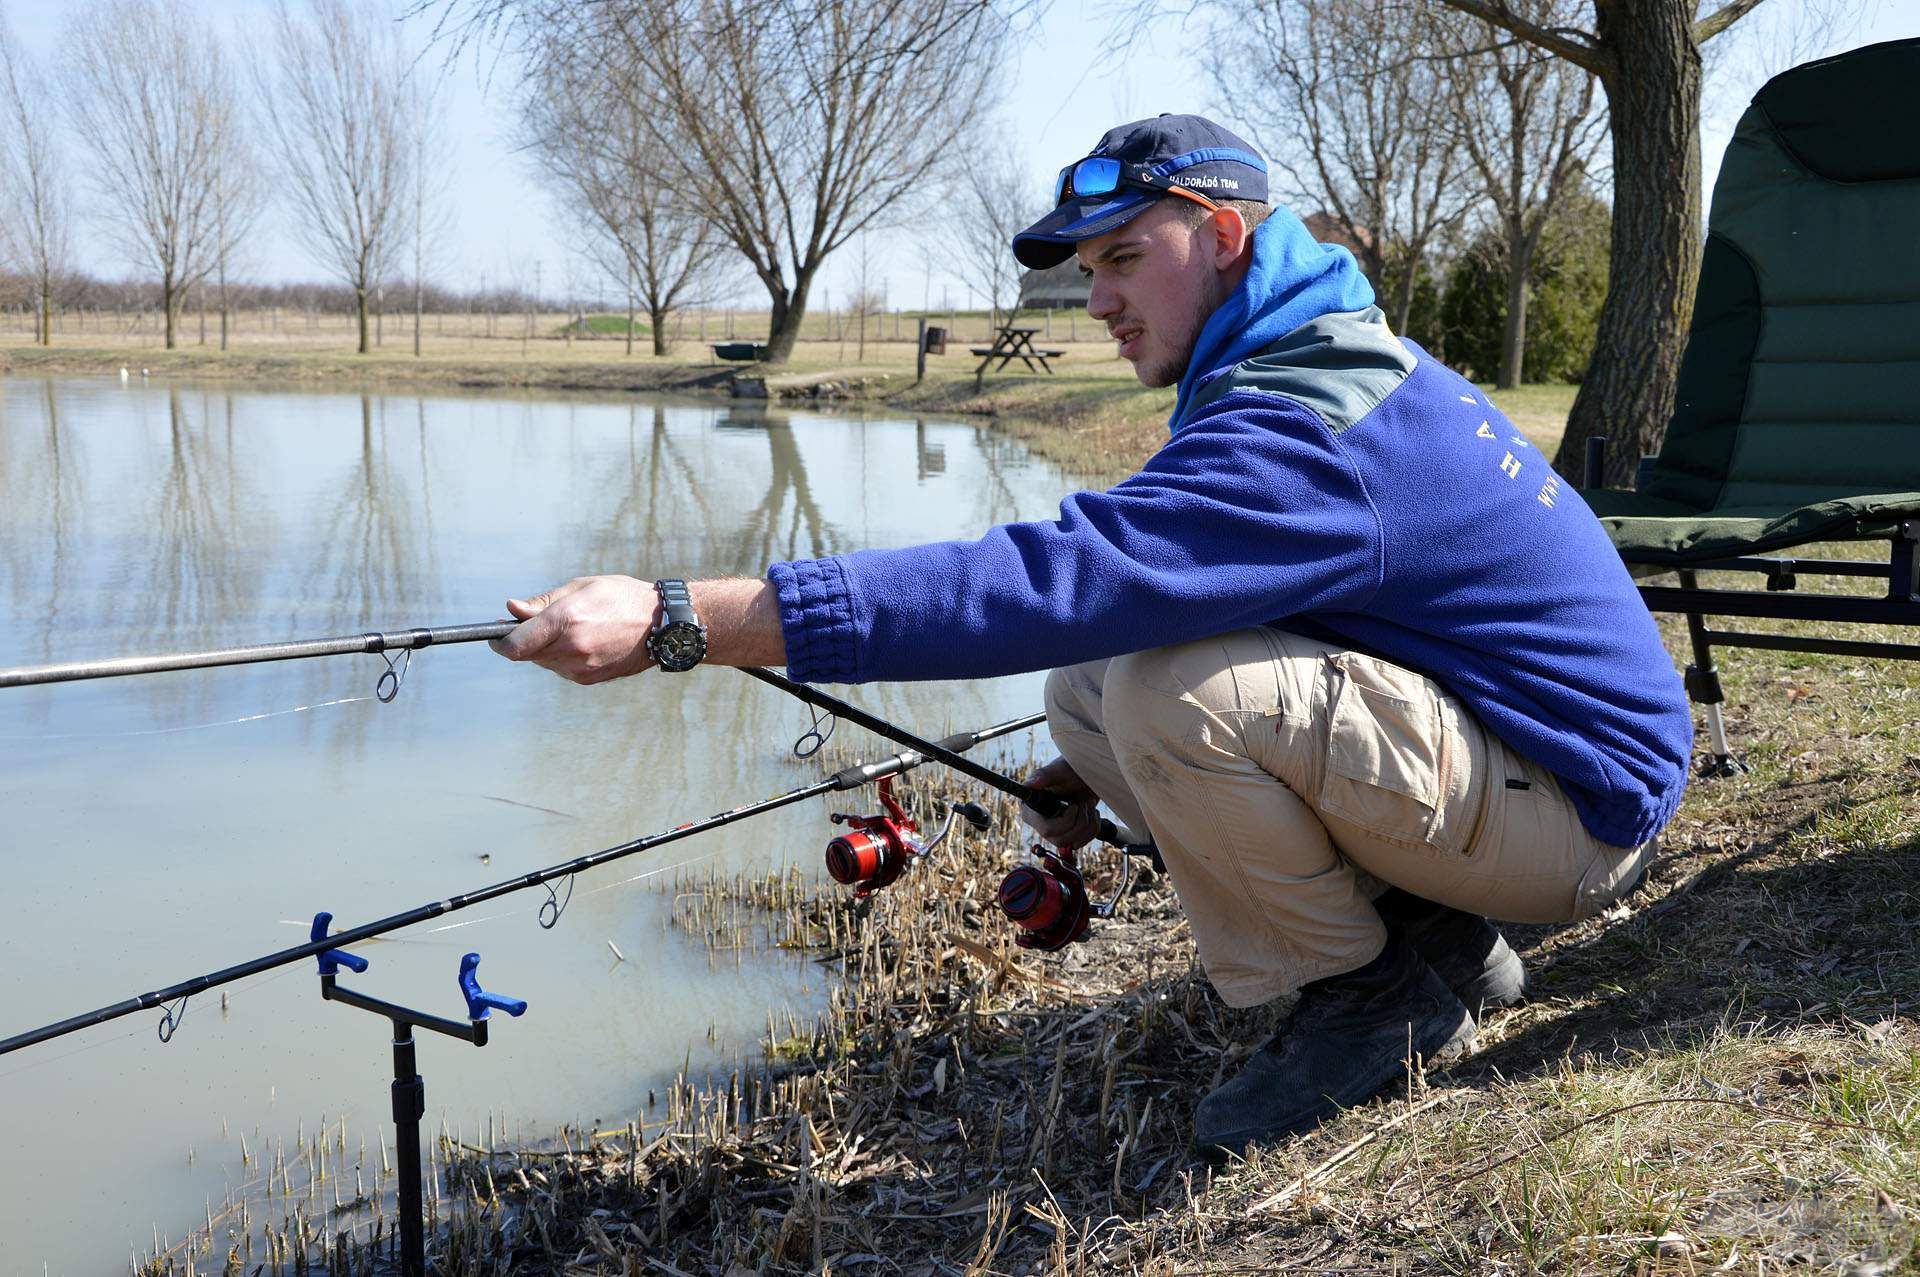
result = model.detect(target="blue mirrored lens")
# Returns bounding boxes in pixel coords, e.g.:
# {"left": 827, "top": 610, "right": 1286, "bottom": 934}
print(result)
{"left": 1072, "top": 157, "right": 1121, "bottom": 199}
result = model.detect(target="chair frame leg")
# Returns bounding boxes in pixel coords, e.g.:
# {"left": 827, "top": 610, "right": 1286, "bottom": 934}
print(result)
{"left": 1676, "top": 569, "right": 1749, "bottom": 778}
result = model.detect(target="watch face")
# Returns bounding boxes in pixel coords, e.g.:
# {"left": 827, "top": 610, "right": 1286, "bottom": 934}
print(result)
{"left": 653, "top": 622, "right": 707, "bottom": 670}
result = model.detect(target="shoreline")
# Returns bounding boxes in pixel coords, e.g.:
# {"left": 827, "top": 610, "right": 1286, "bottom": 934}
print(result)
{"left": 0, "top": 342, "right": 1184, "bottom": 483}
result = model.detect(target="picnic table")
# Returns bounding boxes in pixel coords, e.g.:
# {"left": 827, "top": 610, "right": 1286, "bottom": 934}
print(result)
{"left": 970, "top": 325, "right": 1067, "bottom": 377}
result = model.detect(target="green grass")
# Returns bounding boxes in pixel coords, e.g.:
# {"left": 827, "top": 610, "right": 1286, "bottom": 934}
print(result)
{"left": 567, "top": 314, "right": 651, "bottom": 336}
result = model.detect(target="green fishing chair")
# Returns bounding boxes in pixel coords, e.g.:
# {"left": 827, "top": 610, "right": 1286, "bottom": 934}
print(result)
{"left": 1579, "top": 36, "right": 1920, "bottom": 775}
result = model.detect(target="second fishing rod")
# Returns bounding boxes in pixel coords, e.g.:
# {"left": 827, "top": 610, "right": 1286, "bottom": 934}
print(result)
{"left": 0, "top": 707, "right": 1043, "bottom": 1059}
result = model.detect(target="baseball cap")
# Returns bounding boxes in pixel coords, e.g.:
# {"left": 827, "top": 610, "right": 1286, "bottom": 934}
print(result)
{"left": 1012, "top": 114, "right": 1269, "bottom": 270}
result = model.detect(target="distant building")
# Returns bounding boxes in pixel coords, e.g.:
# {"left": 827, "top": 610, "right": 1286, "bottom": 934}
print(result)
{"left": 1017, "top": 258, "right": 1089, "bottom": 311}
{"left": 1015, "top": 210, "right": 1377, "bottom": 312}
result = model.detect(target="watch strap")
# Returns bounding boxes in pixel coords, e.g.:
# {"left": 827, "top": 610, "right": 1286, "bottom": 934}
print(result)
{"left": 655, "top": 578, "right": 697, "bottom": 624}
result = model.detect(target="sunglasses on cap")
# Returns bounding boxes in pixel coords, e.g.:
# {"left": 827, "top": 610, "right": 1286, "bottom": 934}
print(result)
{"left": 1053, "top": 156, "right": 1221, "bottom": 213}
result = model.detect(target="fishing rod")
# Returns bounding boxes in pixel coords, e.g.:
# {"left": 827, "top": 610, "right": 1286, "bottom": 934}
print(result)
{"left": 0, "top": 619, "right": 1140, "bottom": 841}
{"left": 0, "top": 710, "right": 1041, "bottom": 1060}
{"left": 0, "top": 621, "right": 513, "bottom": 700}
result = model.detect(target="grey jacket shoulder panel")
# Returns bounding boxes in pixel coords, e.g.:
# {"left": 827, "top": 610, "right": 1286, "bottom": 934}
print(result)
{"left": 1187, "top": 306, "right": 1416, "bottom": 434}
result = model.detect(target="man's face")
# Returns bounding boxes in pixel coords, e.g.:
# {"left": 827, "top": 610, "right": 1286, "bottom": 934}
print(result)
{"left": 1078, "top": 200, "right": 1234, "bottom": 388}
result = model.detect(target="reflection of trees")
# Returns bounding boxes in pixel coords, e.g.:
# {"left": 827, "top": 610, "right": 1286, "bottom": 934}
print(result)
{"left": 294, "top": 392, "right": 441, "bottom": 758}
{"left": 711, "top": 409, "right": 838, "bottom": 569}
{"left": 300, "top": 393, "right": 439, "bottom": 626}
{"left": 0, "top": 381, "right": 86, "bottom": 662}
{"left": 145, "top": 388, "right": 270, "bottom": 643}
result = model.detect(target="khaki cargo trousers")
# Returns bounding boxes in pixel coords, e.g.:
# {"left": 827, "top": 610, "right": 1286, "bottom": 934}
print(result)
{"left": 1045, "top": 627, "right": 1651, "bottom": 1008}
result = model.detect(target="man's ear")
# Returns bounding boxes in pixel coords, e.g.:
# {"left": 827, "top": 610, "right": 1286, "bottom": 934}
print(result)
{"left": 1208, "top": 206, "right": 1251, "bottom": 269}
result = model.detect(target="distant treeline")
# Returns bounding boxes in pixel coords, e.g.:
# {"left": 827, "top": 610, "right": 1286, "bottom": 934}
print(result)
{"left": 0, "top": 270, "right": 607, "bottom": 319}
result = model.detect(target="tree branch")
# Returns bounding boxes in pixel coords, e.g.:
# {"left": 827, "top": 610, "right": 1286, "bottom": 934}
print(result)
{"left": 1694, "top": 0, "right": 1770, "bottom": 44}
{"left": 1434, "top": 0, "right": 1607, "bottom": 75}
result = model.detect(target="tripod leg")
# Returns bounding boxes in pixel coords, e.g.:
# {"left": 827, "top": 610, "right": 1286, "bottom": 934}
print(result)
{"left": 392, "top": 1026, "right": 428, "bottom": 1277}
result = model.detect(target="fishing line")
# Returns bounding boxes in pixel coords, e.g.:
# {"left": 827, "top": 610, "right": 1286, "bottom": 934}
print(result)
{"left": 0, "top": 695, "right": 373, "bottom": 743}
{"left": 0, "top": 959, "right": 308, "bottom": 1084}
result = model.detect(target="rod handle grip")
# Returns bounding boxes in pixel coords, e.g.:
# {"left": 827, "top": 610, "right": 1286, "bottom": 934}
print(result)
{"left": 459, "top": 953, "right": 527, "bottom": 1020}
{"left": 310, "top": 912, "right": 370, "bottom": 975}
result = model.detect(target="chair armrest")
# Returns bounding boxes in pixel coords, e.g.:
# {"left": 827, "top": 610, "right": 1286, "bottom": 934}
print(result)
{"left": 1584, "top": 436, "right": 1606, "bottom": 488}
{"left": 1635, "top": 454, "right": 1661, "bottom": 492}
{"left": 1581, "top": 435, "right": 1661, "bottom": 492}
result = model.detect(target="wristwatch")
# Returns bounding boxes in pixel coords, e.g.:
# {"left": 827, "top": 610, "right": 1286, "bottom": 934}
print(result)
{"left": 646, "top": 579, "right": 709, "bottom": 672}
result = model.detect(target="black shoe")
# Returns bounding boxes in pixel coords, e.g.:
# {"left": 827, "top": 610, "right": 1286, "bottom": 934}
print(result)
{"left": 1373, "top": 888, "right": 1527, "bottom": 1018}
{"left": 1193, "top": 932, "right": 1474, "bottom": 1159}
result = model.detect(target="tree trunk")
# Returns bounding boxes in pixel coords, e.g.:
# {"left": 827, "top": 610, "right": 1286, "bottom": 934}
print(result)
{"left": 626, "top": 282, "right": 635, "bottom": 358}
{"left": 356, "top": 285, "right": 370, "bottom": 355}
{"left": 414, "top": 281, "right": 423, "bottom": 358}
{"left": 1554, "top": 2, "right": 1703, "bottom": 486}
{"left": 38, "top": 274, "right": 51, "bottom": 346}
{"left": 651, "top": 304, "right": 668, "bottom": 357}
{"left": 763, "top": 268, "right": 816, "bottom": 365}
{"left": 1389, "top": 254, "right": 1416, "bottom": 337}
{"left": 163, "top": 274, "right": 177, "bottom": 349}
{"left": 1498, "top": 231, "right": 1533, "bottom": 390}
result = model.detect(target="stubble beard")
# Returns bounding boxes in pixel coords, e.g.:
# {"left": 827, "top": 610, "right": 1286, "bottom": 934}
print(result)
{"left": 1135, "top": 282, "right": 1228, "bottom": 389}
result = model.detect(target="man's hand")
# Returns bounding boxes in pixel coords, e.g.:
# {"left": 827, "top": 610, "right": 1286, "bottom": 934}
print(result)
{"left": 1020, "top": 756, "right": 1101, "bottom": 850}
{"left": 491, "top": 575, "right": 659, "bottom": 684}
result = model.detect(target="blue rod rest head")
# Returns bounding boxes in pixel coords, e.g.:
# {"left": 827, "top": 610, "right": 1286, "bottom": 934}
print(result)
{"left": 310, "top": 911, "right": 370, "bottom": 976}
{"left": 458, "top": 953, "right": 527, "bottom": 1021}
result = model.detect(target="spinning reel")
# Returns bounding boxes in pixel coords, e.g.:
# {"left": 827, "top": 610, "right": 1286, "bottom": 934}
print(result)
{"left": 823, "top": 775, "right": 990, "bottom": 897}
{"left": 818, "top": 762, "right": 1162, "bottom": 953}
{"left": 997, "top": 839, "right": 1153, "bottom": 951}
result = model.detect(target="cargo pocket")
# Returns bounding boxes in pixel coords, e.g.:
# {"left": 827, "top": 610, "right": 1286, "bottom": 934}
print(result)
{"left": 1317, "top": 653, "right": 1456, "bottom": 852}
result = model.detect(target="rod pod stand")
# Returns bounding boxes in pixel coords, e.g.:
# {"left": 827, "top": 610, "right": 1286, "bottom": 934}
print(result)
{"left": 311, "top": 912, "right": 527, "bottom": 1277}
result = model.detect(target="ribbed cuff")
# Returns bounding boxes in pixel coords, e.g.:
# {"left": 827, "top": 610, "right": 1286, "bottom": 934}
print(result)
{"left": 767, "top": 558, "right": 860, "bottom": 683}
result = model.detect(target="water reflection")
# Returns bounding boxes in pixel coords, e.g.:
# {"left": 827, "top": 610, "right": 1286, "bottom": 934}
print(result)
{"left": 137, "top": 389, "right": 279, "bottom": 731}
{"left": 0, "top": 376, "right": 1072, "bottom": 1274}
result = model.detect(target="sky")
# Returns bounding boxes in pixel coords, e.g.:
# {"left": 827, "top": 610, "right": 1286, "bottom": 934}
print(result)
{"left": 5, "top": 0, "right": 1918, "bottom": 312}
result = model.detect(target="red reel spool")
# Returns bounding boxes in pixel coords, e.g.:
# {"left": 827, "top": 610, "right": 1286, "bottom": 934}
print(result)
{"left": 825, "top": 827, "right": 906, "bottom": 893}
{"left": 997, "top": 850, "right": 1091, "bottom": 951}
{"left": 823, "top": 776, "right": 917, "bottom": 897}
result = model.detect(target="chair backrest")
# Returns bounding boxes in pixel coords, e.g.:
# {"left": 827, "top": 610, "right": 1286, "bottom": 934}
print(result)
{"left": 1643, "top": 37, "right": 1920, "bottom": 513}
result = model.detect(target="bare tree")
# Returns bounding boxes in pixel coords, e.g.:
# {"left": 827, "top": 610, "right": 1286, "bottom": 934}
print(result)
{"left": 1208, "top": 0, "right": 1478, "bottom": 336}
{"left": 940, "top": 141, "right": 1038, "bottom": 334}
{"left": 1440, "top": 2, "right": 1606, "bottom": 388}
{"left": 254, "top": 0, "right": 419, "bottom": 355}
{"left": 1430, "top": 0, "right": 1842, "bottom": 481}
{"left": 520, "top": 32, "right": 725, "bottom": 357}
{"left": 209, "top": 117, "right": 265, "bottom": 352}
{"left": 64, "top": 0, "right": 245, "bottom": 350}
{"left": 440, "top": 0, "right": 1009, "bottom": 364}
{"left": 0, "top": 10, "right": 69, "bottom": 347}
{"left": 409, "top": 86, "right": 452, "bottom": 358}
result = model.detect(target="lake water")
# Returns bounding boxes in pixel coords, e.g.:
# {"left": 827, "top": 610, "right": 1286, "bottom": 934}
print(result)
{"left": 0, "top": 377, "right": 1076, "bottom": 1273}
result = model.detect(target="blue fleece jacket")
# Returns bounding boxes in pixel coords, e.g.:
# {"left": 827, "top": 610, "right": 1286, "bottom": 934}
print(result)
{"left": 768, "top": 214, "right": 1693, "bottom": 849}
